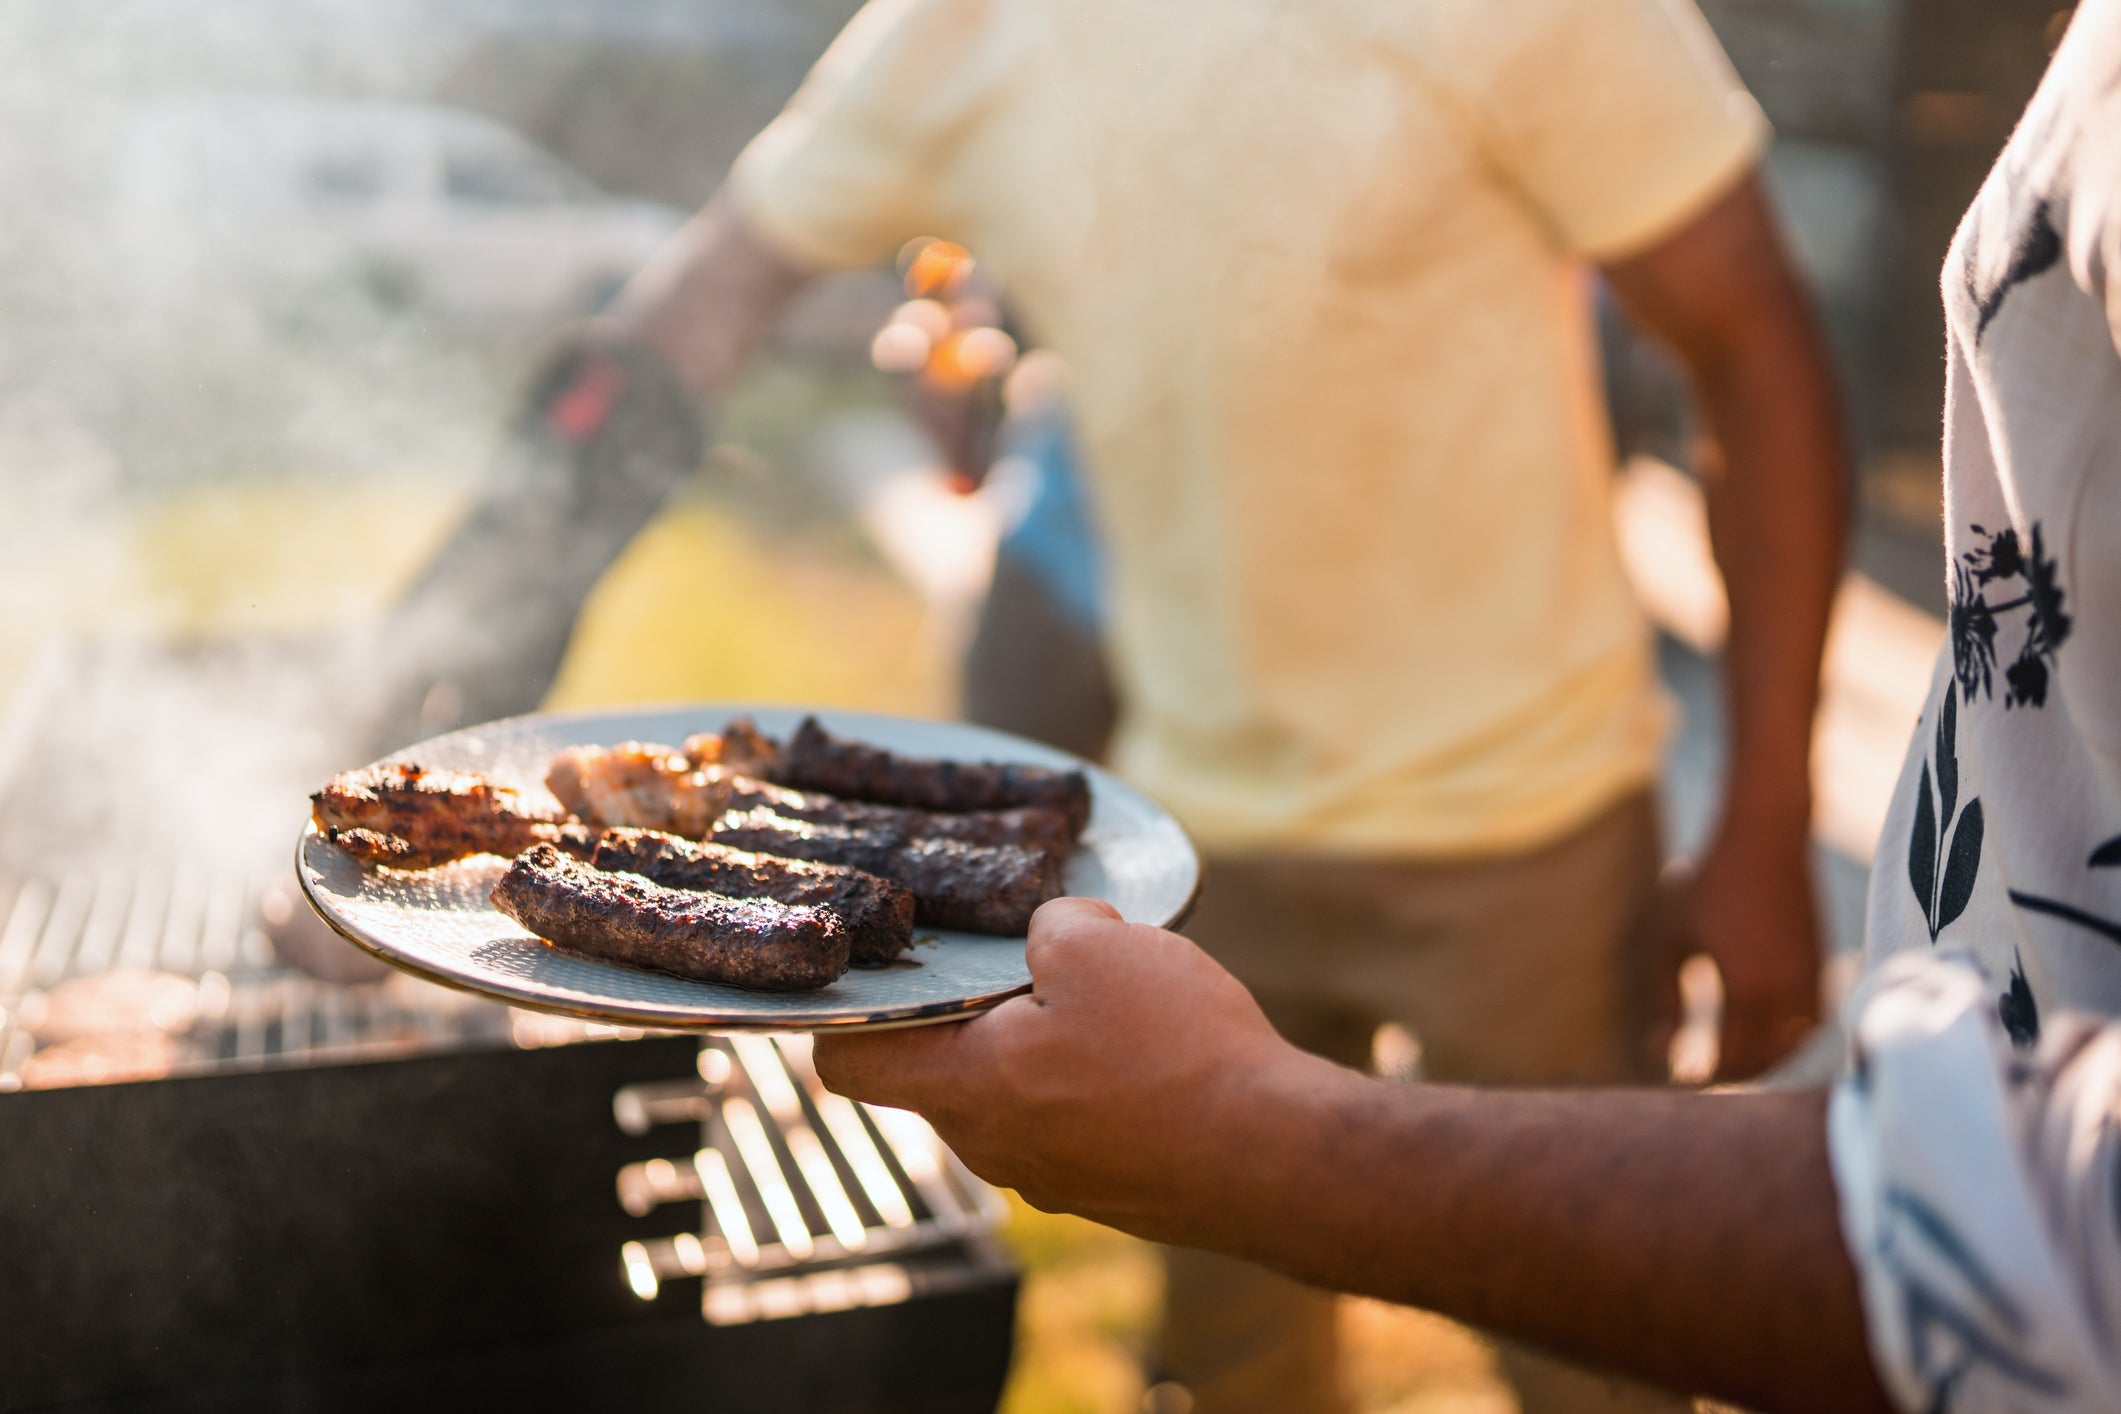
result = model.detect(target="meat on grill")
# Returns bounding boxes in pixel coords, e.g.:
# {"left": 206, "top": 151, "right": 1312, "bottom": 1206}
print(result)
{"left": 544, "top": 742, "right": 724, "bottom": 838}
{"left": 771, "top": 716, "right": 1092, "bottom": 837}
{"left": 491, "top": 843, "right": 849, "bottom": 991}
{"left": 718, "top": 775, "right": 1073, "bottom": 865}
{"left": 711, "top": 807, "right": 1061, "bottom": 936}
{"left": 312, "top": 763, "right": 596, "bottom": 869}
{"left": 591, "top": 827, "right": 915, "bottom": 967}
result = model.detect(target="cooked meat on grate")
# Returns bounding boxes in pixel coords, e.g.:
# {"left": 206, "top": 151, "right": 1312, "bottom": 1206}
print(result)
{"left": 771, "top": 716, "right": 1092, "bottom": 837}
{"left": 23, "top": 971, "right": 199, "bottom": 1045}
{"left": 718, "top": 775, "right": 1073, "bottom": 865}
{"left": 312, "top": 763, "right": 595, "bottom": 869}
{"left": 592, "top": 827, "right": 916, "bottom": 967}
{"left": 16, "top": 1032, "right": 181, "bottom": 1090}
{"left": 681, "top": 716, "right": 781, "bottom": 778}
{"left": 711, "top": 807, "right": 1061, "bottom": 936}
{"left": 544, "top": 742, "right": 727, "bottom": 838}
{"left": 491, "top": 843, "right": 849, "bottom": 991}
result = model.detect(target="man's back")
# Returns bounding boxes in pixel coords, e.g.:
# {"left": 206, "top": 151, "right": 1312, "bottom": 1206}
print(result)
{"left": 734, "top": 0, "right": 1767, "bottom": 856}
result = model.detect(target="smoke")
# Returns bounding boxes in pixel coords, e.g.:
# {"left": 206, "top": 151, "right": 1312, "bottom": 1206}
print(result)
{"left": 0, "top": 0, "right": 890, "bottom": 880}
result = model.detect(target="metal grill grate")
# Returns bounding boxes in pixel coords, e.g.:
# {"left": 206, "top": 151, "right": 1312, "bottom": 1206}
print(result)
{"left": 614, "top": 1032, "right": 1009, "bottom": 1326}
{"left": 0, "top": 859, "right": 515, "bottom": 1086}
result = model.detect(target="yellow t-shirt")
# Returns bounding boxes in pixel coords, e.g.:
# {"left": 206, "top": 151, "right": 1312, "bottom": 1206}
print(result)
{"left": 731, "top": 0, "right": 1768, "bottom": 857}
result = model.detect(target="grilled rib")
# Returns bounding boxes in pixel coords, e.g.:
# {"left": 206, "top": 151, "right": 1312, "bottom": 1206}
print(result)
{"left": 710, "top": 807, "right": 1061, "bottom": 936}
{"left": 772, "top": 716, "right": 1092, "bottom": 837}
{"left": 491, "top": 843, "right": 849, "bottom": 991}
{"left": 312, "top": 762, "right": 594, "bottom": 869}
{"left": 592, "top": 827, "right": 916, "bottom": 967}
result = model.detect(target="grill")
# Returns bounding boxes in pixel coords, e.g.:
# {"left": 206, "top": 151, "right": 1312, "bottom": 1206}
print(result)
{"left": 0, "top": 644, "right": 1018, "bottom": 1414}
{"left": 614, "top": 1034, "right": 1011, "bottom": 1326}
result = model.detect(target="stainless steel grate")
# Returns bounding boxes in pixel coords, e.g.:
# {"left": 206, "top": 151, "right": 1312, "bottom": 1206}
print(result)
{"left": 613, "top": 1032, "right": 1009, "bottom": 1326}
{"left": 0, "top": 859, "right": 515, "bottom": 1087}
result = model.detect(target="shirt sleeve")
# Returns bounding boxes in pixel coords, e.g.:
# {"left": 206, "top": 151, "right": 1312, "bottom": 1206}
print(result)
{"left": 727, "top": 0, "right": 1008, "bottom": 271}
{"left": 1829, "top": 952, "right": 2121, "bottom": 1411}
{"left": 1422, "top": 0, "right": 1769, "bottom": 261}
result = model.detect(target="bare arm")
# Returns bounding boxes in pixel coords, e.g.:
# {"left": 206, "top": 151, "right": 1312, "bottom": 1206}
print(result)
{"left": 1603, "top": 174, "right": 1851, "bottom": 1078}
{"left": 605, "top": 190, "right": 818, "bottom": 401}
{"left": 817, "top": 900, "right": 1891, "bottom": 1413}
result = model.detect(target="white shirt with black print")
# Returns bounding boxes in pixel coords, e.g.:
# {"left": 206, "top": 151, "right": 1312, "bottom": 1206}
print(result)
{"left": 1829, "top": 3, "right": 2121, "bottom": 1408}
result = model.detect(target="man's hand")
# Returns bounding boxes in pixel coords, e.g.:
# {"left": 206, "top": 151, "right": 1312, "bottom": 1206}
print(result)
{"left": 814, "top": 896, "right": 1308, "bottom": 1240}
{"left": 1651, "top": 823, "right": 1823, "bottom": 1082}
{"left": 818, "top": 902, "right": 1883, "bottom": 1413}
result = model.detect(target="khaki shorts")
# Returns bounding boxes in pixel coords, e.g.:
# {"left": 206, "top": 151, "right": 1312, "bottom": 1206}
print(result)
{"left": 1185, "top": 787, "right": 1665, "bottom": 1085}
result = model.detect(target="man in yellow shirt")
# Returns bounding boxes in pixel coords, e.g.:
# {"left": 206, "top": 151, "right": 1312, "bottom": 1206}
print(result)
{"left": 603, "top": 0, "right": 1846, "bottom": 1407}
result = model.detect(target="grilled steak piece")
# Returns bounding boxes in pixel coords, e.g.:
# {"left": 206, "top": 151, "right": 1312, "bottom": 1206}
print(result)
{"left": 771, "top": 717, "right": 1092, "bottom": 837}
{"left": 545, "top": 742, "right": 726, "bottom": 838}
{"left": 312, "top": 762, "right": 594, "bottom": 869}
{"left": 719, "top": 775, "right": 1073, "bottom": 865}
{"left": 491, "top": 843, "right": 849, "bottom": 991}
{"left": 592, "top": 828, "right": 916, "bottom": 967}
{"left": 711, "top": 808, "right": 1061, "bottom": 936}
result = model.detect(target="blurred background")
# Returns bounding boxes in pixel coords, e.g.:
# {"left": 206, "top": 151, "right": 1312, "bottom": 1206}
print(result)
{"left": 0, "top": 1, "right": 2077, "bottom": 1411}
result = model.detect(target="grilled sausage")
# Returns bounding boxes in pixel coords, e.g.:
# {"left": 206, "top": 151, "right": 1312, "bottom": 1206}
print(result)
{"left": 710, "top": 807, "right": 1060, "bottom": 936}
{"left": 592, "top": 827, "right": 915, "bottom": 967}
{"left": 771, "top": 717, "right": 1092, "bottom": 838}
{"left": 491, "top": 843, "right": 849, "bottom": 991}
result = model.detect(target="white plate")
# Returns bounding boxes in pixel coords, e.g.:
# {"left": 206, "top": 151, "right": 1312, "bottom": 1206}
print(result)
{"left": 297, "top": 705, "right": 1200, "bottom": 1032}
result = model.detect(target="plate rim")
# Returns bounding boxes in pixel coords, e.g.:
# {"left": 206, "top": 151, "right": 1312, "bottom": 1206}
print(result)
{"left": 297, "top": 702, "right": 1201, "bottom": 1033}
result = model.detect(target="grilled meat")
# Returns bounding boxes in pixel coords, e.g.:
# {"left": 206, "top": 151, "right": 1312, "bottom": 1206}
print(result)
{"left": 592, "top": 827, "right": 916, "bottom": 967}
{"left": 719, "top": 775, "right": 1073, "bottom": 864}
{"left": 772, "top": 716, "right": 1092, "bottom": 837}
{"left": 312, "top": 762, "right": 594, "bottom": 869}
{"left": 545, "top": 737, "right": 1072, "bottom": 860}
{"left": 681, "top": 717, "right": 781, "bottom": 777}
{"left": 491, "top": 843, "right": 849, "bottom": 991}
{"left": 544, "top": 742, "right": 725, "bottom": 838}
{"left": 711, "top": 807, "right": 1061, "bottom": 935}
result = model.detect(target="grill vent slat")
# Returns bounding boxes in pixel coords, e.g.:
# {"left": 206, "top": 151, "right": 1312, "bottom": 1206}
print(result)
{"left": 0, "top": 881, "right": 53, "bottom": 995}
{"left": 617, "top": 1034, "right": 1007, "bottom": 1325}
{"left": 71, "top": 872, "right": 132, "bottom": 976}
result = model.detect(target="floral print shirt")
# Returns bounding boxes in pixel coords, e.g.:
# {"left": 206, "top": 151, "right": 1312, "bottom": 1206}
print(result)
{"left": 1828, "top": 4, "right": 2121, "bottom": 1408}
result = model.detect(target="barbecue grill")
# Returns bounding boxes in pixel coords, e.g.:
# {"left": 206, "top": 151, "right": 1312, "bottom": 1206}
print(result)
{"left": 0, "top": 643, "right": 1019, "bottom": 1414}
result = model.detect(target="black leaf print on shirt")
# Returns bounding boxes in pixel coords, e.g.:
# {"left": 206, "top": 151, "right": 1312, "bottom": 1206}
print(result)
{"left": 1998, "top": 958, "right": 2039, "bottom": 1048}
{"left": 1910, "top": 685, "right": 1984, "bottom": 941}
{"left": 2008, "top": 829, "right": 2121, "bottom": 950}
{"left": 1950, "top": 523, "right": 2071, "bottom": 708}
{"left": 2009, "top": 891, "right": 2121, "bottom": 946}
{"left": 1970, "top": 199, "right": 2063, "bottom": 342}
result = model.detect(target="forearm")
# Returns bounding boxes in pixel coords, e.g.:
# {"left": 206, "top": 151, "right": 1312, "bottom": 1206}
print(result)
{"left": 606, "top": 190, "right": 816, "bottom": 401}
{"left": 1693, "top": 335, "right": 1848, "bottom": 832}
{"left": 1200, "top": 1060, "right": 1888, "bottom": 1412}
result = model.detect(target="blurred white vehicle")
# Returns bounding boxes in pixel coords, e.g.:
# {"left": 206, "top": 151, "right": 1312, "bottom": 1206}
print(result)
{"left": 114, "top": 95, "right": 683, "bottom": 328}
